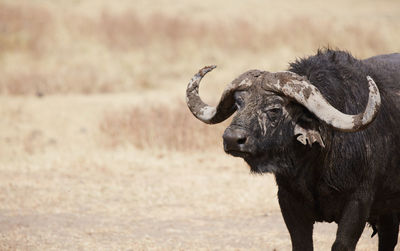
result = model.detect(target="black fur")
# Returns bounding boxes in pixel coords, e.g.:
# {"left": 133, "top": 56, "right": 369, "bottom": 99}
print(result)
{"left": 227, "top": 49, "right": 400, "bottom": 250}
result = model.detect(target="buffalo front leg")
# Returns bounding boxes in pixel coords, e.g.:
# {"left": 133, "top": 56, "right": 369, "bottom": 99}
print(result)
{"left": 332, "top": 199, "right": 371, "bottom": 251}
{"left": 377, "top": 213, "right": 399, "bottom": 251}
{"left": 278, "top": 188, "right": 314, "bottom": 251}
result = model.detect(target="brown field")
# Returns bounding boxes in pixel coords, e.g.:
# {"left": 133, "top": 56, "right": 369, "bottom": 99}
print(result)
{"left": 1, "top": 0, "right": 399, "bottom": 250}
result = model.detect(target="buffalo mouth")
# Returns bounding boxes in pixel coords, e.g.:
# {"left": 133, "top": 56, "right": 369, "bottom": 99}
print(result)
{"left": 243, "top": 155, "right": 276, "bottom": 173}
{"left": 225, "top": 149, "right": 252, "bottom": 158}
{"left": 226, "top": 148, "right": 275, "bottom": 173}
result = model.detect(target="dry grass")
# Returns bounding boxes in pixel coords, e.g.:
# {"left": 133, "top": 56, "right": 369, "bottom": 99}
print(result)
{"left": 0, "top": 3, "right": 53, "bottom": 55}
{"left": 0, "top": 1, "right": 399, "bottom": 95}
{"left": 90, "top": 12, "right": 392, "bottom": 54}
{"left": 100, "top": 103, "right": 229, "bottom": 151}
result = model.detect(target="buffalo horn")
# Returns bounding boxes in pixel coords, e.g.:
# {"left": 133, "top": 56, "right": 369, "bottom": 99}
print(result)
{"left": 186, "top": 65, "right": 252, "bottom": 124}
{"left": 265, "top": 71, "right": 381, "bottom": 132}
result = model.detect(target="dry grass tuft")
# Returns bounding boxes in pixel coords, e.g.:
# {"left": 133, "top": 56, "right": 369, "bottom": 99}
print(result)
{"left": 0, "top": 66, "right": 119, "bottom": 95}
{"left": 0, "top": 3, "right": 53, "bottom": 55}
{"left": 100, "top": 103, "right": 229, "bottom": 151}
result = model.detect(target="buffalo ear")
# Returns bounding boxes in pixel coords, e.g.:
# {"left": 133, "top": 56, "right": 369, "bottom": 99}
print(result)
{"left": 294, "top": 113, "right": 325, "bottom": 148}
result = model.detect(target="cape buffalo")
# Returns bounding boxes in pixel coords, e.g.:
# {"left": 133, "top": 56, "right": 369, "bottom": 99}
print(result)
{"left": 186, "top": 49, "right": 400, "bottom": 251}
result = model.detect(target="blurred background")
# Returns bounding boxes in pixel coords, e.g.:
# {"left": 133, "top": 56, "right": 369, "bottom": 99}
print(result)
{"left": 0, "top": 0, "right": 399, "bottom": 250}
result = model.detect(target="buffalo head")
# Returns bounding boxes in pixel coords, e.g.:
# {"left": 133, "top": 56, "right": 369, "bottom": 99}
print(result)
{"left": 186, "top": 66, "right": 381, "bottom": 173}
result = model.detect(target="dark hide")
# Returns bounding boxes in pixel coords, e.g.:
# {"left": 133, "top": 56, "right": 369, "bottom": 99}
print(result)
{"left": 226, "top": 49, "right": 400, "bottom": 250}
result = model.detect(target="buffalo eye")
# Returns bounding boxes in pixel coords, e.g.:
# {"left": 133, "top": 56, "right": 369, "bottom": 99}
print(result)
{"left": 234, "top": 91, "right": 246, "bottom": 109}
{"left": 265, "top": 107, "right": 282, "bottom": 124}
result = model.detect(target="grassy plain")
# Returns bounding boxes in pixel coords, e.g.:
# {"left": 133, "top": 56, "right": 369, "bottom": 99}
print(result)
{"left": 1, "top": 0, "right": 399, "bottom": 250}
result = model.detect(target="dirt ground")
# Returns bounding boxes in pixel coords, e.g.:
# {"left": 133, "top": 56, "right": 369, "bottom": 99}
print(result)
{"left": 0, "top": 95, "right": 383, "bottom": 250}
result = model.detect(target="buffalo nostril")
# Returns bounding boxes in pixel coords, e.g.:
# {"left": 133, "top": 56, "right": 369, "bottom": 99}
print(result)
{"left": 223, "top": 128, "right": 249, "bottom": 151}
{"left": 237, "top": 137, "right": 247, "bottom": 145}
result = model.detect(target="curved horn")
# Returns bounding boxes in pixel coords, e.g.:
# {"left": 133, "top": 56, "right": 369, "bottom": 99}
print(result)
{"left": 186, "top": 65, "right": 253, "bottom": 124}
{"left": 265, "top": 72, "right": 381, "bottom": 132}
